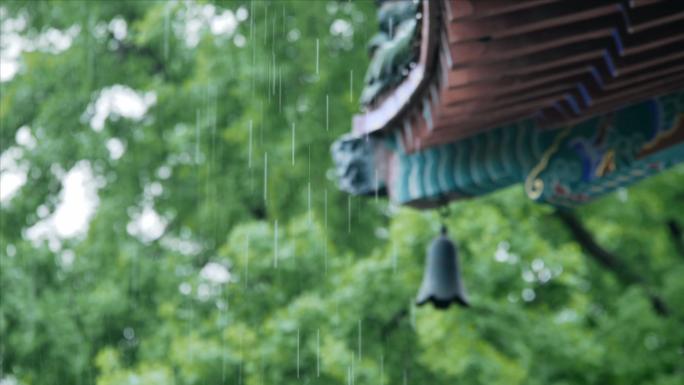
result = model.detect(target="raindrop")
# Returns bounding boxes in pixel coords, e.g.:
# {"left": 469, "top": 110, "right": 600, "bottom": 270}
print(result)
{"left": 274, "top": 219, "right": 279, "bottom": 268}
{"left": 316, "top": 38, "right": 320, "bottom": 74}
{"left": 351, "top": 352, "right": 355, "bottom": 385}
{"left": 292, "top": 122, "right": 296, "bottom": 166}
{"left": 380, "top": 354, "right": 384, "bottom": 385}
{"left": 249, "top": 1, "right": 254, "bottom": 40}
{"left": 248, "top": 120, "right": 253, "bottom": 168}
{"left": 239, "top": 335, "right": 244, "bottom": 385}
{"left": 307, "top": 182, "right": 312, "bottom": 226}
{"left": 272, "top": 52, "right": 276, "bottom": 97}
{"left": 357, "top": 319, "right": 362, "bottom": 361}
{"left": 263, "top": 152, "right": 268, "bottom": 204}
{"left": 324, "top": 189, "right": 328, "bottom": 230}
{"left": 326, "top": 94, "right": 329, "bottom": 131}
{"left": 316, "top": 328, "right": 321, "bottom": 377}
{"left": 308, "top": 144, "right": 311, "bottom": 179}
{"left": 264, "top": 4, "right": 268, "bottom": 44}
{"left": 297, "top": 327, "right": 301, "bottom": 378}
{"left": 196, "top": 109, "right": 201, "bottom": 164}
{"left": 324, "top": 240, "right": 328, "bottom": 274}
{"left": 244, "top": 235, "right": 250, "bottom": 287}
{"left": 349, "top": 70, "right": 354, "bottom": 102}
{"left": 374, "top": 168, "right": 379, "bottom": 203}
{"left": 221, "top": 290, "right": 227, "bottom": 383}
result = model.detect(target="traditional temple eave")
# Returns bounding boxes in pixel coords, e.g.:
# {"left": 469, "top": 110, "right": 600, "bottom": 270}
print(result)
{"left": 381, "top": 92, "right": 684, "bottom": 207}
{"left": 352, "top": 0, "right": 440, "bottom": 137}
{"left": 333, "top": 0, "right": 684, "bottom": 208}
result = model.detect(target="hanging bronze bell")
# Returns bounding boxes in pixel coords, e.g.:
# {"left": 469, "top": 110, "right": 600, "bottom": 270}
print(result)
{"left": 416, "top": 225, "right": 469, "bottom": 309}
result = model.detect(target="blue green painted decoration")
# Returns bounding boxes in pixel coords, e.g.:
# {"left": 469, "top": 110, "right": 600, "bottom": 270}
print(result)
{"left": 360, "top": 0, "right": 419, "bottom": 106}
{"left": 333, "top": 90, "right": 684, "bottom": 207}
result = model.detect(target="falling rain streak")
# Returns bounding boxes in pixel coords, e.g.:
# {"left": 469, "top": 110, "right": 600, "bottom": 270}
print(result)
{"left": 245, "top": 235, "right": 250, "bottom": 287}
{"left": 263, "top": 152, "right": 268, "bottom": 204}
{"left": 292, "top": 122, "right": 296, "bottom": 165}
{"left": 324, "top": 189, "right": 329, "bottom": 273}
{"left": 374, "top": 168, "right": 380, "bottom": 203}
{"left": 308, "top": 182, "right": 312, "bottom": 225}
{"left": 134, "top": 3, "right": 394, "bottom": 383}
{"left": 248, "top": 120, "right": 253, "bottom": 168}
{"left": 358, "top": 319, "right": 362, "bottom": 361}
{"left": 221, "top": 286, "right": 227, "bottom": 384}
{"left": 272, "top": 52, "right": 276, "bottom": 97}
{"left": 274, "top": 219, "right": 279, "bottom": 268}
{"left": 296, "top": 328, "right": 301, "bottom": 378}
{"left": 349, "top": 70, "right": 354, "bottom": 102}
{"left": 316, "top": 38, "right": 320, "bottom": 74}
{"left": 350, "top": 352, "right": 355, "bottom": 385}
{"left": 196, "top": 109, "right": 201, "bottom": 164}
{"left": 239, "top": 336, "right": 244, "bottom": 385}
{"left": 324, "top": 189, "right": 328, "bottom": 230}
{"left": 324, "top": 190, "right": 329, "bottom": 272}
{"left": 316, "top": 328, "right": 321, "bottom": 377}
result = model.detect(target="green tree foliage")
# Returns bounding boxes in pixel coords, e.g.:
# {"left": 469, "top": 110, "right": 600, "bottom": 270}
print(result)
{"left": 1, "top": 1, "right": 683, "bottom": 385}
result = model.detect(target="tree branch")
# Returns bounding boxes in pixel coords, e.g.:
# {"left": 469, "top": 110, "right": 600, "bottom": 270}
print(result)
{"left": 555, "top": 209, "right": 669, "bottom": 317}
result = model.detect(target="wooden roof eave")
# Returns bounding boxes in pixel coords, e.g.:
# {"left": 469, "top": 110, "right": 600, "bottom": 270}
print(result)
{"left": 351, "top": 0, "right": 440, "bottom": 137}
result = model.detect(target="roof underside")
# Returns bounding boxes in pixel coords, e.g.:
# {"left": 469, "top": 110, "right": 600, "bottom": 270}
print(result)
{"left": 354, "top": 0, "right": 684, "bottom": 153}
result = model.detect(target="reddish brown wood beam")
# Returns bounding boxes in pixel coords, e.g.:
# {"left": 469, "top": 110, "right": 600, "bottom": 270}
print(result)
{"left": 445, "top": 0, "right": 559, "bottom": 22}
{"left": 446, "top": 2, "right": 619, "bottom": 42}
